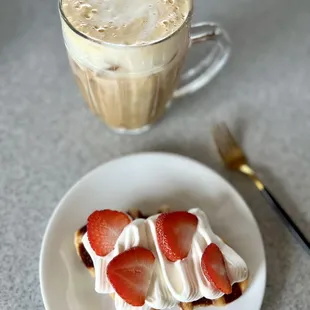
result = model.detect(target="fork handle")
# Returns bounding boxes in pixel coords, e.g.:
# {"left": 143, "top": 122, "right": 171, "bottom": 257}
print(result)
{"left": 260, "top": 187, "right": 310, "bottom": 252}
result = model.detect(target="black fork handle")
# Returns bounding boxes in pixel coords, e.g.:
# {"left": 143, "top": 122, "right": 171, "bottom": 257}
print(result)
{"left": 260, "top": 187, "right": 310, "bottom": 253}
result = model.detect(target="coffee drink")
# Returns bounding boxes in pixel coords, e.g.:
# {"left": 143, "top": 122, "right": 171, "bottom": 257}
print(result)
{"left": 60, "top": 0, "right": 192, "bottom": 132}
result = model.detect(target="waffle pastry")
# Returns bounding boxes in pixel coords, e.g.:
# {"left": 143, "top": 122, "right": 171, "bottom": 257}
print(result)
{"left": 74, "top": 207, "right": 248, "bottom": 308}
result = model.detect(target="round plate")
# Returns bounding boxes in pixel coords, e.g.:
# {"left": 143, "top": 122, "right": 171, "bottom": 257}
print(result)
{"left": 40, "top": 152, "right": 266, "bottom": 310}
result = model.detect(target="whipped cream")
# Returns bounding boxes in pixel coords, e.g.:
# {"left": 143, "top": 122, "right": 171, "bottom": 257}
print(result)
{"left": 82, "top": 208, "right": 248, "bottom": 310}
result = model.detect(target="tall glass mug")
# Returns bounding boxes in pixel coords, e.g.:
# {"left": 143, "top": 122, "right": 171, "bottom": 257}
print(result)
{"left": 59, "top": 0, "right": 230, "bottom": 134}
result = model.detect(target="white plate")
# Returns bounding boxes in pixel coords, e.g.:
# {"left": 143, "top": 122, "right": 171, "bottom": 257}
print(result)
{"left": 40, "top": 152, "right": 266, "bottom": 310}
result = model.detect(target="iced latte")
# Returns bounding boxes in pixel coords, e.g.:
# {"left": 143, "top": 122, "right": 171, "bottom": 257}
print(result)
{"left": 59, "top": 0, "right": 192, "bottom": 133}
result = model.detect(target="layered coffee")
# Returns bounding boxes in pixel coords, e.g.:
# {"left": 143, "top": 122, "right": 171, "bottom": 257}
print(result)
{"left": 60, "top": 0, "right": 192, "bottom": 132}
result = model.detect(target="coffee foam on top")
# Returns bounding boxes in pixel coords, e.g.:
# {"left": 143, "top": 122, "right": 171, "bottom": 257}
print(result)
{"left": 62, "top": 0, "right": 190, "bottom": 44}
{"left": 61, "top": 0, "right": 191, "bottom": 74}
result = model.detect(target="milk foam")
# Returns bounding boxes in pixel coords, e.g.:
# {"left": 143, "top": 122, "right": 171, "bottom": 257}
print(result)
{"left": 60, "top": 0, "right": 191, "bottom": 74}
{"left": 61, "top": 0, "right": 191, "bottom": 44}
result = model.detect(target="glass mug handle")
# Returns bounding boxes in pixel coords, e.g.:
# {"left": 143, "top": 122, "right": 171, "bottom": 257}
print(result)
{"left": 173, "top": 22, "right": 231, "bottom": 98}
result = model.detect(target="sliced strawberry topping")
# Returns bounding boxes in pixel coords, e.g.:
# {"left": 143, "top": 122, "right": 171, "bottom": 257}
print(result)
{"left": 107, "top": 247, "right": 155, "bottom": 307}
{"left": 87, "top": 209, "right": 131, "bottom": 256}
{"left": 156, "top": 211, "right": 198, "bottom": 262}
{"left": 201, "top": 243, "right": 232, "bottom": 294}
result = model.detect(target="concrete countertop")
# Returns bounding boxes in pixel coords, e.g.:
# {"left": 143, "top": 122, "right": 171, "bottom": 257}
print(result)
{"left": 0, "top": 0, "right": 310, "bottom": 309}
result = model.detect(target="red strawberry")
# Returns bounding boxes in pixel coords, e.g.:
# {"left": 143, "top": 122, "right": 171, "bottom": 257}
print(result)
{"left": 201, "top": 243, "right": 232, "bottom": 294}
{"left": 87, "top": 209, "right": 131, "bottom": 256}
{"left": 156, "top": 211, "right": 198, "bottom": 262}
{"left": 107, "top": 247, "right": 155, "bottom": 307}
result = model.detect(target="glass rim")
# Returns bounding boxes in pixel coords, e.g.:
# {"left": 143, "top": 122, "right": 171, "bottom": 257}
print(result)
{"left": 58, "top": 0, "right": 192, "bottom": 48}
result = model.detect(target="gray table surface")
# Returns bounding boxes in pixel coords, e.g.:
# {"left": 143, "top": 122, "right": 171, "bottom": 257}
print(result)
{"left": 1, "top": 0, "right": 310, "bottom": 309}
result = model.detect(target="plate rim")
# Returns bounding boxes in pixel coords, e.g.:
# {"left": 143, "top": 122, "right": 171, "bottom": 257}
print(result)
{"left": 39, "top": 151, "right": 266, "bottom": 310}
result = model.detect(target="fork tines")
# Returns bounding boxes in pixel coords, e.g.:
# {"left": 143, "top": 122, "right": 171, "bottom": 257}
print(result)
{"left": 212, "top": 123, "right": 247, "bottom": 169}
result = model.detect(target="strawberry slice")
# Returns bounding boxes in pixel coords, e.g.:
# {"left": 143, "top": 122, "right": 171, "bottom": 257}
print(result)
{"left": 201, "top": 243, "right": 232, "bottom": 294}
{"left": 156, "top": 211, "right": 198, "bottom": 262}
{"left": 87, "top": 209, "right": 131, "bottom": 256}
{"left": 107, "top": 247, "right": 155, "bottom": 306}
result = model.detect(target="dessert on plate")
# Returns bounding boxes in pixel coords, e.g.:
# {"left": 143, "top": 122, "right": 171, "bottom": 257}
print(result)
{"left": 74, "top": 206, "right": 249, "bottom": 309}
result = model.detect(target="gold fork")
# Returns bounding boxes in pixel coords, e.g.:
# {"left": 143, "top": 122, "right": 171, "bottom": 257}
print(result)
{"left": 213, "top": 123, "right": 310, "bottom": 252}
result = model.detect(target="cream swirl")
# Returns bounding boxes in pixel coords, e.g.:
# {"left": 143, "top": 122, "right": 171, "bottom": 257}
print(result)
{"left": 83, "top": 219, "right": 176, "bottom": 310}
{"left": 82, "top": 208, "right": 248, "bottom": 310}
